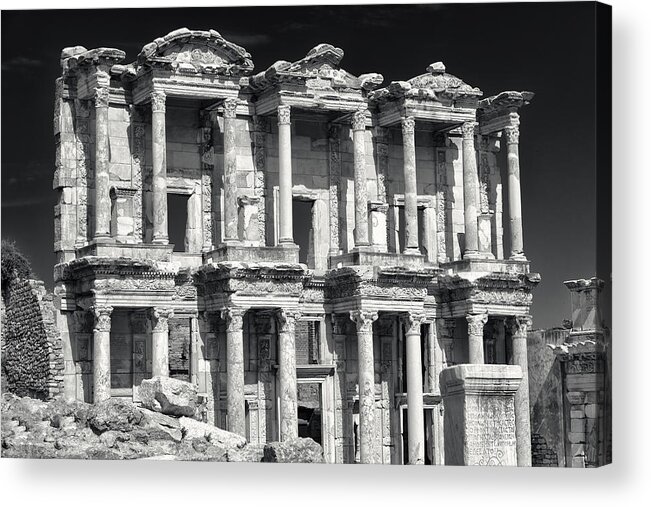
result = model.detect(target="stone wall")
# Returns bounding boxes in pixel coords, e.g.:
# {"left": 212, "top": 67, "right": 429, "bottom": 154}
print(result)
{"left": 1, "top": 278, "right": 64, "bottom": 400}
{"left": 527, "top": 327, "right": 568, "bottom": 467}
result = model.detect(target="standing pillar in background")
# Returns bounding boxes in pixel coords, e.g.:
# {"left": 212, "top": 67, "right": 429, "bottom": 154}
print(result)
{"left": 467, "top": 312, "right": 488, "bottom": 364}
{"left": 504, "top": 125, "right": 526, "bottom": 260}
{"left": 352, "top": 109, "right": 370, "bottom": 248}
{"left": 277, "top": 105, "right": 294, "bottom": 245}
{"left": 462, "top": 121, "right": 480, "bottom": 258}
{"left": 222, "top": 307, "right": 246, "bottom": 437}
{"left": 92, "top": 305, "right": 113, "bottom": 402}
{"left": 222, "top": 98, "right": 239, "bottom": 243}
{"left": 401, "top": 116, "right": 420, "bottom": 254}
{"left": 151, "top": 308, "right": 173, "bottom": 378}
{"left": 350, "top": 310, "right": 379, "bottom": 464}
{"left": 94, "top": 87, "right": 111, "bottom": 240}
{"left": 151, "top": 90, "right": 169, "bottom": 244}
{"left": 403, "top": 312, "right": 426, "bottom": 464}
{"left": 276, "top": 308, "right": 301, "bottom": 441}
{"left": 507, "top": 315, "right": 533, "bottom": 466}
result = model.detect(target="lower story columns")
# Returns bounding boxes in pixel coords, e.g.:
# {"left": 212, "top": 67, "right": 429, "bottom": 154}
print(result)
{"left": 222, "top": 307, "right": 246, "bottom": 437}
{"left": 151, "top": 308, "right": 173, "bottom": 378}
{"left": 350, "top": 309, "right": 379, "bottom": 464}
{"left": 276, "top": 309, "right": 301, "bottom": 441}
{"left": 92, "top": 305, "right": 113, "bottom": 403}
{"left": 403, "top": 312, "right": 426, "bottom": 464}
{"left": 467, "top": 312, "right": 488, "bottom": 364}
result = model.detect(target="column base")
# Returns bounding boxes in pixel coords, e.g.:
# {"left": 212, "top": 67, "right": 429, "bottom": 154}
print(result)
{"left": 509, "top": 252, "right": 528, "bottom": 261}
{"left": 463, "top": 249, "right": 482, "bottom": 260}
{"left": 93, "top": 234, "right": 113, "bottom": 244}
{"left": 402, "top": 247, "right": 422, "bottom": 256}
{"left": 152, "top": 237, "right": 169, "bottom": 245}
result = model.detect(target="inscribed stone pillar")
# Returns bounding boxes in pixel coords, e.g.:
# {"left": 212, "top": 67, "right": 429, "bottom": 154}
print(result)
{"left": 462, "top": 121, "right": 480, "bottom": 258}
{"left": 352, "top": 109, "right": 370, "bottom": 247}
{"left": 94, "top": 87, "right": 111, "bottom": 240}
{"left": 152, "top": 308, "right": 173, "bottom": 378}
{"left": 222, "top": 307, "right": 246, "bottom": 437}
{"left": 92, "top": 305, "right": 112, "bottom": 402}
{"left": 506, "top": 315, "right": 533, "bottom": 466}
{"left": 276, "top": 308, "right": 301, "bottom": 441}
{"left": 401, "top": 116, "right": 420, "bottom": 254}
{"left": 222, "top": 98, "right": 239, "bottom": 243}
{"left": 504, "top": 125, "right": 525, "bottom": 260}
{"left": 350, "top": 309, "right": 379, "bottom": 464}
{"left": 440, "top": 364, "right": 522, "bottom": 466}
{"left": 277, "top": 105, "right": 294, "bottom": 244}
{"left": 402, "top": 312, "right": 426, "bottom": 464}
{"left": 467, "top": 312, "right": 488, "bottom": 364}
{"left": 151, "top": 90, "right": 168, "bottom": 244}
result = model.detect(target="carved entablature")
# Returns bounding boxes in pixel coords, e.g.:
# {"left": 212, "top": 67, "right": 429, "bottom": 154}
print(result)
{"left": 135, "top": 28, "right": 253, "bottom": 76}
{"left": 477, "top": 90, "right": 534, "bottom": 134}
{"left": 62, "top": 47, "right": 127, "bottom": 75}
{"left": 435, "top": 272, "right": 540, "bottom": 307}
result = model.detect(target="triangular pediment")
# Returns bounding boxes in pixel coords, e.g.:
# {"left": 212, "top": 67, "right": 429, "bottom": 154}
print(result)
{"left": 136, "top": 28, "right": 254, "bottom": 76}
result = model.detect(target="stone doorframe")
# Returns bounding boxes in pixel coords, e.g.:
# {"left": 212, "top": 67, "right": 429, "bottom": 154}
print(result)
{"left": 272, "top": 184, "right": 330, "bottom": 271}
{"left": 388, "top": 194, "right": 437, "bottom": 262}
{"left": 295, "top": 364, "right": 336, "bottom": 463}
{"left": 166, "top": 179, "right": 203, "bottom": 253}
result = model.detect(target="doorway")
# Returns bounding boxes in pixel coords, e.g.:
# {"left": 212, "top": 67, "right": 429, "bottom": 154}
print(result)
{"left": 293, "top": 199, "right": 313, "bottom": 266}
{"left": 168, "top": 193, "right": 190, "bottom": 252}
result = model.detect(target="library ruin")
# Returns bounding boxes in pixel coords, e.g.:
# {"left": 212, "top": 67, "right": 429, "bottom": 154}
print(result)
{"left": 51, "top": 28, "right": 541, "bottom": 465}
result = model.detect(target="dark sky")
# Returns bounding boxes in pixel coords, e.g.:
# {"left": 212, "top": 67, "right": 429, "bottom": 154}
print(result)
{"left": 1, "top": 2, "right": 605, "bottom": 329}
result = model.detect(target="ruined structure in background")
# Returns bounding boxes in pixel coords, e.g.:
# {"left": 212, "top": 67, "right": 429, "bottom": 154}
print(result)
{"left": 528, "top": 277, "right": 611, "bottom": 468}
{"left": 51, "top": 28, "right": 540, "bottom": 465}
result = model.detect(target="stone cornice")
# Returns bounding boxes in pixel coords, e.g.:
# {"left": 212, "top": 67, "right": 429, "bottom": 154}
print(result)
{"left": 54, "top": 257, "right": 176, "bottom": 283}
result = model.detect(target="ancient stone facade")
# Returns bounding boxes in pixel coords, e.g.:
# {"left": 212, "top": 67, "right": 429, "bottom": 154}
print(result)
{"left": 52, "top": 28, "right": 539, "bottom": 464}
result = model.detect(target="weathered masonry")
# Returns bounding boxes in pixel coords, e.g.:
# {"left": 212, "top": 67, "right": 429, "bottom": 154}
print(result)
{"left": 53, "top": 28, "right": 539, "bottom": 464}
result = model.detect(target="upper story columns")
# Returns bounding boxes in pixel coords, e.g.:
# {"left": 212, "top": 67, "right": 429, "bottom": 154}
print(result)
{"left": 401, "top": 116, "right": 420, "bottom": 254}
{"left": 462, "top": 121, "right": 481, "bottom": 259}
{"left": 277, "top": 105, "right": 294, "bottom": 245}
{"left": 93, "top": 87, "right": 111, "bottom": 241}
{"left": 352, "top": 109, "right": 370, "bottom": 248}
{"left": 221, "top": 98, "right": 240, "bottom": 243}
{"left": 504, "top": 125, "right": 525, "bottom": 260}
{"left": 151, "top": 90, "right": 169, "bottom": 245}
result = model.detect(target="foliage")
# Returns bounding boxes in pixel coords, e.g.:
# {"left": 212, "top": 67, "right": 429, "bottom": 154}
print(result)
{"left": 1, "top": 239, "right": 32, "bottom": 299}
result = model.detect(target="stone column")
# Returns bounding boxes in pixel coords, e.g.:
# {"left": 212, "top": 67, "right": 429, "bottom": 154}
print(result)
{"left": 352, "top": 109, "right": 370, "bottom": 247}
{"left": 467, "top": 312, "right": 488, "bottom": 364}
{"left": 222, "top": 307, "right": 246, "bottom": 437}
{"left": 151, "top": 308, "right": 173, "bottom": 378}
{"left": 92, "top": 305, "right": 113, "bottom": 402}
{"left": 222, "top": 98, "right": 239, "bottom": 243}
{"left": 350, "top": 309, "right": 379, "bottom": 464}
{"left": 401, "top": 116, "right": 419, "bottom": 254}
{"left": 94, "top": 87, "right": 111, "bottom": 240}
{"left": 277, "top": 105, "right": 294, "bottom": 244}
{"left": 151, "top": 90, "right": 168, "bottom": 244}
{"left": 462, "top": 121, "right": 480, "bottom": 258}
{"left": 276, "top": 308, "right": 301, "bottom": 441}
{"left": 504, "top": 125, "right": 526, "bottom": 260}
{"left": 402, "top": 312, "right": 426, "bottom": 464}
{"left": 507, "top": 315, "right": 533, "bottom": 466}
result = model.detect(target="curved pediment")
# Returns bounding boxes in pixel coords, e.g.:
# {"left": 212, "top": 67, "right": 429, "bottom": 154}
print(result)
{"left": 136, "top": 28, "right": 254, "bottom": 76}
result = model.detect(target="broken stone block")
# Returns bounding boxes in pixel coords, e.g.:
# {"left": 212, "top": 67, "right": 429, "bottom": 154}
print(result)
{"left": 138, "top": 376, "right": 198, "bottom": 417}
{"left": 261, "top": 437, "right": 324, "bottom": 463}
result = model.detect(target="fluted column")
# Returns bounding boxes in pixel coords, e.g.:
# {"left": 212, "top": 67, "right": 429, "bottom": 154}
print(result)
{"left": 151, "top": 90, "right": 168, "bottom": 244}
{"left": 92, "top": 305, "right": 113, "bottom": 402}
{"left": 222, "top": 307, "right": 246, "bottom": 437}
{"left": 467, "top": 312, "right": 488, "bottom": 364}
{"left": 401, "top": 116, "right": 419, "bottom": 254}
{"left": 151, "top": 308, "right": 173, "bottom": 377}
{"left": 462, "top": 121, "right": 480, "bottom": 258}
{"left": 350, "top": 309, "right": 379, "bottom": 464}
{"left": 507, "top": 315, "right": 533, "bottom": 466}
{"left": 402, "top": 312, "right": 426, "bottom": 464}
{"left": 94, "top": 87, "right": 111, "bottom": 240}
{"left": 276, "top": 308, "right": 301, "bottom": 441}
{"left": 504, "top": 125, "right": 526, "bottom": 260}
{"left": 352, "top": 109, "right": 370, "bottom": 247}
{"left": 222, "top": 98, "right": 239, "bottom": 243}
{"left": 277, "top": 105, "right": 294, "bottom": 244}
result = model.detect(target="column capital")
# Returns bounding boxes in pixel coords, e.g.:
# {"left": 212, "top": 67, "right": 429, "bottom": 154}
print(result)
{"left": 152, "top": 307, "right": 174, "bottom": 332}
{"left": 221, "top": 307, "right": 246, "bottom": 332}
{"left": 349, "top": 309, "right": 378, "bottom": 332}
{"left": 505, "top": 315, "right": 532, "bottom": 338}
{"left": 91, "top": 305, "right": 113, "bottom": 332}
{"left": 94, "top": 87, "right": 110, "bottom": 108}
{"left": 277, "top": 105, "right": 291, "bottom": 125}
{"left": 466, "top": 312, "right": 488, "bottom": 335}
{"left": 151, "top": 90, "right": 166, "bottom": 113}
{"left": 401, "top": 312, "right": 427, "bottom": 335}
{"left": 223, "top": 98, "right": 238, "bottom": 119}
{"left": 276, "top": 308, "right": 302, "bottom": 333}
{"left": 503, "top": 125, "right": 520, "bottom": 145}
{"left": 462, "top": 121, "right": 478, "bottom": 140}
{"left": 352, "top": 109, "right": 368, "bottom": 131}
{"left": 401, "top": 116, "right": 416, "bottom": 135}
